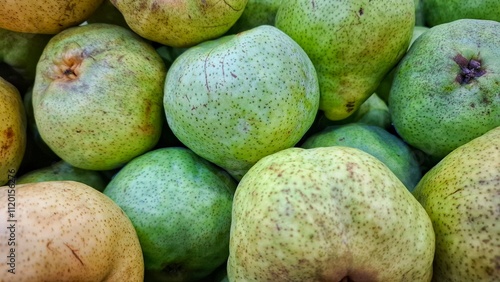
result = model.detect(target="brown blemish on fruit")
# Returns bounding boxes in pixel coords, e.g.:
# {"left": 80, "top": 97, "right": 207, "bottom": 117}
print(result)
{"left": 1, "top": 127, "right": 14, "bottom": 154}
{"left": 453, "top": 54, "right": 486, "bottom": 85}
{"left": 346, "top": 101, "right": 356, "bottom": 113}
{"left": 64, "top": 243, "right": 84, "bottom": 266}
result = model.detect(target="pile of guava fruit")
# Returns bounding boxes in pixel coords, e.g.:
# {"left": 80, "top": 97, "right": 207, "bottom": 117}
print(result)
{"left": 0, "top": 0, "right": 499, "bottom": 281}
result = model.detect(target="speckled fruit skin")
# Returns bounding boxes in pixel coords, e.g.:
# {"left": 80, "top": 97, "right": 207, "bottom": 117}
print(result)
{"left": 103, "top": 147, "right": 236, "bottom": 282}
{"left": 275, "top": 0, "right": 414, "bottom": 121}
{"left": 413, "top": 126, "right": 500, "bottom": 281}
{"left": 389, "top": 19, "right": 500, "bottom": 161}
{"left": 301, "top": 123, "right": 421, "bottom": 191}
{"left": 227, "top": 0, "right": 282, "bottom": 34}
{"left": 0, "top": 181, "right": 144, "bottom": 282}
{"left": 228, "top": 146, "right": 435, "bottom": 281}
{"left": 423, "top": 0, "right": 500, "bottom": 27}
{"left": 111, "top": 0, "right": 248, "bottom": 48}
{"left": 16, "top": 160, "right": 108, "bottom": 192}
{"left": 164, "top": 25, "right": 320, "bottom": 180}
{"left": 0, "top": 77, "right": 26, "bottom": 186}
{"left": 0, "top": 0, "right": 104, "bottom": 34}
{"left": 33, "top": 23, "right": 165, "bottom": 171}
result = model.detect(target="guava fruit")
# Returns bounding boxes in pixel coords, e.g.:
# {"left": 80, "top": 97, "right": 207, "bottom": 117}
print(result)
{"left": 275, "top": 0, "right": 414, "bottom": 120}
{"left": 0, "top": 0, "right": 104, "bottom": 34}
{"left": 413, "top": 126, "right": 500, "bottom": 281}
{"left": 103, "top": 147, "right": 236, "bottom": 282}
{"left": 228, "top": 146, "right": 435, "bottom": 281}
{"left": 301, "top": 123, "right": 421, "bottom": 190}
{"left": 389, "top": 19, "right": 500, "bottom": 161}
{"left": 423, "top": 0, "right": 500, "bottom": 27}
{"left": 110, "top": 0, "right": 248, "bottom": 47}
{"left": 164, "top": 25, "right": 319, "bottom": 180}
{"left": 0, "top": 77, "right": 26, "bottom": 186}
{"left": 32, "top": 23, "right": 166, "bottom": 171}
{"left": 0, "top": 181, "right": 144, "bottom": 281}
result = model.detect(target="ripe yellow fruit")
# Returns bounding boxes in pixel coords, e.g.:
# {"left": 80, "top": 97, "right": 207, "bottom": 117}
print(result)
{"left": 0, "top": 77, "right": 26, "bottom": 186}
{"left": 0, "top": 0, "right": 104, "bottom": 34}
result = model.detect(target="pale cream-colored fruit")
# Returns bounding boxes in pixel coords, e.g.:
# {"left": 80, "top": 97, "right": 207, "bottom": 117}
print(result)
{"left": 0, "top": 181, "right": 144, "bottom": 282}
{"left": 0, "top": 77, "right": 26, "bottom": 186}
{"left": 0, "top": 0, "right": 104, "bottom": 34}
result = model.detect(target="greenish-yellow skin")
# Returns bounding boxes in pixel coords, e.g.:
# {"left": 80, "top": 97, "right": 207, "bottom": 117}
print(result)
{"left": 227, "top": 0, "right": 282, "bottom": 34}
{"left": 103, "top": 147, "right": 236, "bottom": 282}
{"left": 301, "top": 123, "right": 421, "bottom": 191}
{"left": 389, "top": 19, "right": 500, "bottom": 161}
{"left": 111, "top": 0, "right": 248, "bottom": 48}
{"left": 424, "top": 0, "right": 500, "bottom": 27}
{"left": 315, "top": 93, "right": 391, "bottom": 130}
{"left": 0, "top": 28, "right": 52, "bottom": 81}
{"left": 17, "top": 160, "right": 108, "bottom": 191}
{"left": 0, "top": 0, "right": 104, "bottom": 34}
{"left": 275, "top": 0, "right": 414, "bottom": 121}
{"left": 376, "top": 25, "right": 430, "bottom": 103}
{"left": 164, "top": 25, "right": 320, "bottom": 180}
{"left": 413, "top": 126, "right": 500, "bottom": 281}
{"left": 32, "top": 23, "right": 165, "bottom": 171}
{"left": 0, "top": 77, "right": 26, "bottom": 186}
{"left": 228, "top": 146, "right": 435, "bottom": 281}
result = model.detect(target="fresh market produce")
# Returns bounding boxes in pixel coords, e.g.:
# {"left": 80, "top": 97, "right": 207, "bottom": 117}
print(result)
{"left": 275, "top": 0, "right": 415, "bottom": 120}
{"left": 16, "top": 160, "right": 108, "bottom": 191}
{"left": 111, "top": 0, "right": 248, "bottom": 47}
{"left": 390, "top": 19, "right": 500, "bottom": 162}
{"left": 423, "top": 0, "right": 500, "bottom": 27}
{"left": 164, "top": 25, "right": 319, "bottom": 180}
{"left": 103, "top": 147, "right": 236, "bottom": 281}
{"left": 413, "top": 126, "right": 500, "bottom": 281}
{"left": 0, "top": 0, "right": 104, "bottom": 34}
{"left": 0, "top": 1, "right": 499, "bottom": 281}
{"left": 228, "top": 146, "right": 434, "bottom": 281}
{"left": 32, "top": 23, "right": 166, "bottom": 171}
{"left": 0, "top": 181, "right": 144, "bottom": 281}
{"left": 301, "top": 123, "right": 421, "bottom": 191}
{"left": 0, "top": 77, "right": 26, "bottom": 186}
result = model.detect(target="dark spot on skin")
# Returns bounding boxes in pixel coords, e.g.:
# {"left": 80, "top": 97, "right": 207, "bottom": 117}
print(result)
{"left": 64, "top": 243, "right": 84, "bottom": 266}
{"left": 63, "top": 69, "right": 76, "bottom": 77}
{"left": 151, "top": 1, "right": 160, "bottom": 11}
{"left": 231, "top": 72, "right": 237, "bottom": 78}
{"left": 359, "top": 8, "right": 364, "bottom": 15}
{"left": 1, "top": 127, "right": 14, "bottom": 153}
{"left": 76, "top": 129, "right": 82, "bottom": 133}
{"left": 163, "top": 263, "right": 183, "bottom": 274}
{"left": 338, "top": 137, "right": 345, "bottom": 142}
{"left": 470, "top": 103, "right": 475, "bottom": 108}
{"left": 46, "top": 240, "right": 54, "bottom": 252}
{"left": 346, "top": 101, "right": 356, "bottom": 113}
{"left": 453, "top": 54, "right": 486, "bottom": 84}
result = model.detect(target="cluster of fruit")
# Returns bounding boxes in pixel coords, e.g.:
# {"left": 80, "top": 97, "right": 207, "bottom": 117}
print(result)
{"left": 0, "top": 0, "right": 499, "bottom": 281}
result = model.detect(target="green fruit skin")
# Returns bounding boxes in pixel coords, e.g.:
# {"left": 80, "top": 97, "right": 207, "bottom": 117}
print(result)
{"left": 228, "top": 146, "right": 434, "bottom": 281}
{"left": 103, "top": 147, "right": 236, "bottom": 282}
{"left": 413, "top": 126, "right": 500, "bottom": 281}
{"left": 302, "top": 123, "right": 421, "bottom": 191}
{"left": 376, "top": 25, "right": 430, "bottom": 103}
{"left": 424, "top": 0, "right": 500, "bottom": 27}
{"left": 164, "top": 25, "right": 320, "bottom": 180}
{"left": 32, "top": 23, "right": 165, "bottom": 171}
{"left": 16, "top": 160, "right": 108, "bottom": 191}
{"left": 0, "top": 27, "right": 52, "bottom": 81}
{"left": 275, "top": 0, "right": 414, "bottom": 120}
{"left": 227, "top": 0, "right": 282, "bottom": 34}
{"left": 389, "top": 19, "right": 500, "bottom": 161}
